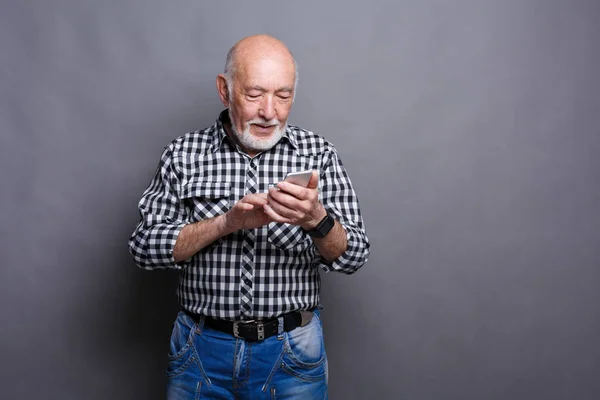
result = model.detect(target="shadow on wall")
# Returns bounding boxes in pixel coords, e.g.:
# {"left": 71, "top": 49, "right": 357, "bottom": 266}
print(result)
{"left": 64, "top": 105, "right": 219, "bottom": 398}
{"left": 62, "top": 154, "right": 184, "bottom": 399}
{"left": 66, "top": 219, "right": 181, "bottom": 398}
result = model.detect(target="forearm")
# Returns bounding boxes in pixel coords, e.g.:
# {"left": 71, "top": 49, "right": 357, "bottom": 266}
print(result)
{"left": 173, "top": 214, "right": 233, "bottom": 262}
{"left": 311, "top": 220, "right": 347, "bottom": 262}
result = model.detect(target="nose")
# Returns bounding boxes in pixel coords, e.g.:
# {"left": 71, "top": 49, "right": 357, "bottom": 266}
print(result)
{"left": 258, "top": 95, "right": 276, "bottom": 121}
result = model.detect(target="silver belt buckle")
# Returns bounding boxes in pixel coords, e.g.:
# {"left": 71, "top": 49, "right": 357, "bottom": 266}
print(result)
{"left": 233, "top": 320, "right": 253, "bottom": 339}
{"left": 233, "top": 320, "right": 266, "bottom": 341}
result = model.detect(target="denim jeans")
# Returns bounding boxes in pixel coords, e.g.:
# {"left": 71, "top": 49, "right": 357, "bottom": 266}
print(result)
{"left": 166, "top": 308, "right": 328, "bottom": 399}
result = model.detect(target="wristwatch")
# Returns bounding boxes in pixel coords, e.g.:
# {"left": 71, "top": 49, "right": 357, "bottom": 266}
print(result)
{"left": 303, "top": 211, "right": 335, "bottom": 238}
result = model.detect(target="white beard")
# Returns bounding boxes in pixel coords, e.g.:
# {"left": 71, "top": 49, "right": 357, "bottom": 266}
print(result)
{"left": 229, "top": 109, "right": 287, "bottom": 153}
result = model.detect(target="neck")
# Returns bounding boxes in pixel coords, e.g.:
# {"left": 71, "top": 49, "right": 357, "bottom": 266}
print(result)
{"left": 223, "top": 120, "right": 259, "bottom": 158}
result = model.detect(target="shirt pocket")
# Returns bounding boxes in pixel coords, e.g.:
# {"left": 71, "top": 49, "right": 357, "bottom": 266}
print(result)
{"left": 267, "top": 222, "right": 312, "bottom": 251}
{"left": 180, "top": 180, "right": 231, "bottom": 222}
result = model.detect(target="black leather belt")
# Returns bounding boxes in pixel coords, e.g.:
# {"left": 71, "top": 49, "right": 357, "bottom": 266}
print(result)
{"left": 184, "top": 310, "right": 313, "bottom": 342}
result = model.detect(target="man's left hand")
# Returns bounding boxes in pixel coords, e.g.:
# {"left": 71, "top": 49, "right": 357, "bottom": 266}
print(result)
{"left": 263, "top": 170, "right": 327, "bottom": 230}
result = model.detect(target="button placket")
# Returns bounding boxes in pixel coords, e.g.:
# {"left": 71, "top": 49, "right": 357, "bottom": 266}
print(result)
{"left": 240, "top": 159, "right": 258, "bottom": 319}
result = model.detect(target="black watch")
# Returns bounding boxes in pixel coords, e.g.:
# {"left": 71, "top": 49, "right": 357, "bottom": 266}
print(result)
{"left": 303, "top": 211, "right": 335, "bottom": 238}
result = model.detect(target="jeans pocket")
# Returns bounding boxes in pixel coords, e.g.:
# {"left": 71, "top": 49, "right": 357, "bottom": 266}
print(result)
{"left": 281, "top": 312, "right": 327, "bottom": 382}
{"left": 166, "top": 312, "right": 196, "bottom": 378}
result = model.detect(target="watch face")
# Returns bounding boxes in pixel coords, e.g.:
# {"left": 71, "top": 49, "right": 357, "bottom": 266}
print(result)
{"left": 313, "top": 213, "right": 335, "bottom": 238}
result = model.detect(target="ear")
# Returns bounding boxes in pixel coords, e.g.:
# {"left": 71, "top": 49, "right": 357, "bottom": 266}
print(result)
{"left": 216, "top": 74, "right": 230, "bottom": 107}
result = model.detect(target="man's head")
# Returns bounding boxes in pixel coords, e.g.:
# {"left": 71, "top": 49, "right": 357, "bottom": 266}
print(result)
{"left": 216, "top": 35, "right": 298, "bottom": 155}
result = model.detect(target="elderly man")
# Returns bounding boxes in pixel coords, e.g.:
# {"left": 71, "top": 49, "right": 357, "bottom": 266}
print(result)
{"left": 129, "top": 34, "right": 370, "bottom": 399}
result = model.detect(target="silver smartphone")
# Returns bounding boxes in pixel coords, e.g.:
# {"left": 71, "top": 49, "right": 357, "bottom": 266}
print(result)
{"left": 283, "top": 170, "right": 313, "bottom": 187}
{"left": 268, "top": 170, "right": 313, "bottom": 190}
{"left": 284, "top": 169, "right": 312, "bottom": 187}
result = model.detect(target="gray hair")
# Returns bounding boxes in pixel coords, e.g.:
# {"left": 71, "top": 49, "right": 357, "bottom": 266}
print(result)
{"left": 224, "top": 45, "right": 299, "bottom": 101}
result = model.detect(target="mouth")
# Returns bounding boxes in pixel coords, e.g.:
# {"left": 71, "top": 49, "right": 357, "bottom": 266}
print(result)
{"left": 251, "top": 124, "right": 277, "bottom": 135}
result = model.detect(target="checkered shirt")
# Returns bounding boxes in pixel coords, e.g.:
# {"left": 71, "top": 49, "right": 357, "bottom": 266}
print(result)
{"left": 128, "top": 111, "right": 370, "bottom": 320}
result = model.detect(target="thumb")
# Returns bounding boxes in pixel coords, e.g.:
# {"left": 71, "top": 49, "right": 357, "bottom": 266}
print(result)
{"left": 307, "top": 170, "right": 319, "bottom": 189}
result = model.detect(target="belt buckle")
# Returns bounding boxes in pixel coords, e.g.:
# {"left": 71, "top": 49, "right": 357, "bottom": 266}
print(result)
{"left": 233, "top": 320, "right": 266, "bottom": 341}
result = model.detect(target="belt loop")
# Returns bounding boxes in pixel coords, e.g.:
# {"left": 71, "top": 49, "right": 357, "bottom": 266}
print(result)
{"left": 277, "top": 316, "right": 285, "bottom": 340}
{"left": 195, "top": 313, "right": 205, "bottom": 333}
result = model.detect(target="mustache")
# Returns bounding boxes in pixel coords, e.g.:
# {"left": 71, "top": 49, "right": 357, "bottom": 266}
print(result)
{"left": 248, "top": 118, "right": 280, "bottom": 127}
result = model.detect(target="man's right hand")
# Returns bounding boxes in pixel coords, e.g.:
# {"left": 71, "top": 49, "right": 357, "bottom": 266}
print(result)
{"left": 173, "top": 193, "right": 271, "bottom": 263}
{"left": 223, "top": 193, "right": 272, "bottom": 232}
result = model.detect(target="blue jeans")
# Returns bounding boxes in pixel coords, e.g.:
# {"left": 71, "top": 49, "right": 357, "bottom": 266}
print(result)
{"left": 166, "top": 308, "right": 328, "bottom": 399}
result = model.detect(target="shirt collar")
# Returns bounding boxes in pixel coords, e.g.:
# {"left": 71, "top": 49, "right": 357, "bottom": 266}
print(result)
{"left": 208, "top": 109, "right": 229, "bottom": 153}
{"left": 209, "top": 109, "right": 299, "bottom": 154}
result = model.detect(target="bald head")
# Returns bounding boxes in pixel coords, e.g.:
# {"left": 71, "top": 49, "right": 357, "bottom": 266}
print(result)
{"left": 224, "top": 35, "right": 298, "bottom": 96}
{"left": 215, "top": 35, "right": 298, "bottom": 156}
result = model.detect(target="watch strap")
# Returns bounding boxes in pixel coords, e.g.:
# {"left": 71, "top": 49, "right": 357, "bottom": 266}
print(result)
{"left": 303, "top": 211, "right": 335, "bottom": 238}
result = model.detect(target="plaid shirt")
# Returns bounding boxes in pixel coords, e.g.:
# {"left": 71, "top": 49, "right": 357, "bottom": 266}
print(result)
{"left": 128, "top": 111, "right": 370, "bottom": 320}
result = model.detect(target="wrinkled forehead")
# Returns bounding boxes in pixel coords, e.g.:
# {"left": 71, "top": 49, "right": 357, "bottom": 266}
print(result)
{"left": 235, "top": 53, "right": 296, "bottom": 89}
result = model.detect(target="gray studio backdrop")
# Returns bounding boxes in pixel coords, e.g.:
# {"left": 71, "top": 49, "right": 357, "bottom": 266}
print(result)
{"left": 1, "top": 1, "right": 599, "bottom": 399}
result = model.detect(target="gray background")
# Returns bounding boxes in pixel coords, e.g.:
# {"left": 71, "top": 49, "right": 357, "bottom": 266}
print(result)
{"left": 1, "top": 1, "right": 599, "bottom": 399}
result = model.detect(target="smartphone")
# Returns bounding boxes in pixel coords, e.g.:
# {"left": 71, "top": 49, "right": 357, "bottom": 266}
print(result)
{"left": 283, "top": 169, "right": 313, "bottom": 187}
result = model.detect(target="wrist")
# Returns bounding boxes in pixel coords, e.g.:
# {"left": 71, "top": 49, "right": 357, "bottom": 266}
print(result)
{"left": 303, "top": 207, "right": 328, "bottom": 231}
{"left": 302, "top": 209, "right": 335, "bottom": 238}
{"left": 219, "top": 213, "right": 236, "bottom": 235}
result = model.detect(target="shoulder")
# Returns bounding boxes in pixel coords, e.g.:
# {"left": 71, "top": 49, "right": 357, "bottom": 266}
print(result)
{"left": 153, "top": 124, "right": 219, "bottom": 175}
{"left": 166, "top": 124, "right": 219, "bottom": 158}
{"left": 286, "top": 124, "right": 338, "bottom": 157}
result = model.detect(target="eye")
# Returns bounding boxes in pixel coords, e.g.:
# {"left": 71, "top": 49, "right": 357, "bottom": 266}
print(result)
{"left": 246, "top": 91, "right": 263, "bottom": 100}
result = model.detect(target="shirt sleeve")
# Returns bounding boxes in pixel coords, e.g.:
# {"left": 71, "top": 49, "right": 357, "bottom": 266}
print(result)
{"left": 128, "top": 143, "right": 190, "bottom": 270}
{"left": 315, "top": 146, "right": 370, "bottom": 274}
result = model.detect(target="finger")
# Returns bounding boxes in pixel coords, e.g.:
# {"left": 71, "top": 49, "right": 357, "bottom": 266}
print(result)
{"left": 242, "top": 193, "right": 269, "bottom": 206}
{"left": 307, "top": 170, "right": 319, "bottom": 189}
{"left": 236, "top": 202, "right": 254, "bottom": 211}
{"left": 254, "top": 192, "right": 269, "bottom": 200}
{"left": 276, "top": 179, "right": 317, "bottom": 201}
{"left": 263, "top": 204, "right": 293, "bottom": 224}
{"left": 267, "top": 195, "right": 299, "bottom": 219}
{"left": 269, "top": 186, "right": 313, "bottom": 209}
{"left": 275, "top": 180, "right": 304, "bottom": 198}
{"left": 268, "top": 187, "right": 303, "bottom": 210}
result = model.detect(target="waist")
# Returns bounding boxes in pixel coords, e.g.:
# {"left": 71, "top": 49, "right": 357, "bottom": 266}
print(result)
{"left": 183, "top": 308, "right": 315, "bottom": 342}
{"left": 176, "top": 293, "right": 321, "bottom": 320}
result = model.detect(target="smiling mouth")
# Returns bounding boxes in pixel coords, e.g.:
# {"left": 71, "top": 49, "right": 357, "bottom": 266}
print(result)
{"left": 251, "top": 124, "right": 277, "bottom": 135}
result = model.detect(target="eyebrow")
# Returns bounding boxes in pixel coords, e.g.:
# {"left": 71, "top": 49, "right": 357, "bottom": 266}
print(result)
{"left": 247, "top": 85, "right": 267, "bottom": 92}
{"left": 246, "top": 85, "right": 294, "bottom": 93}
{"left": 276, "top": 87, "right": 294, "bottom": 93}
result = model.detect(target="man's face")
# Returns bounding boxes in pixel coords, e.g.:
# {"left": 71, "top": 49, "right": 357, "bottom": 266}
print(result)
{"left": 227, "top": 57, "right": 296, "bottom": 154}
